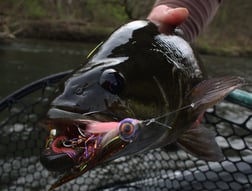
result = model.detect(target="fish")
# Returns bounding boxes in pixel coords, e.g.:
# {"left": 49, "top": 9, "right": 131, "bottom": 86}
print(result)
{"left": 40, "top": 20, "right": 244, "bottom": 190}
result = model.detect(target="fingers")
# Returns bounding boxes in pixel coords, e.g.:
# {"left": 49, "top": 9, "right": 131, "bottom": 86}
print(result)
{"left": 147, "top": 5, "right": 189, "bottom": 34}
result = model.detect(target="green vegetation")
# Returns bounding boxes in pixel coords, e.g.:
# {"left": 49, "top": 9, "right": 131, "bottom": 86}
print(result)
{"left": 85, "top": 0, "right": 128, "bottom": 25}
{"left": 24, "top": 0, "right": 47, "bottom": 19}
{"left": 195, "top": 0, "right": 252, "bottom": 56}
{"left": 0, "top": 0, "right": 128, "bottom": 24}
{"left": 0, "top": 0, "right": 251, "bottom": 56}
{"left": 0, "top": 0, "right": 129, "bottom": 42}
{"left": 123, "top": 0, "right": 252, "bottom": 56}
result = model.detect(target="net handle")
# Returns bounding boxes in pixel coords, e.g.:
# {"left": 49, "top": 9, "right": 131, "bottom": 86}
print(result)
{"left": 226, "top": 89, "right": 252, "bottom": 110}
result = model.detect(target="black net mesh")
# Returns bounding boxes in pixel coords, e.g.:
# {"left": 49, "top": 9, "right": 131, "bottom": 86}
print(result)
{"left": 0, "top": 74, "right": 251, "bottom": 191}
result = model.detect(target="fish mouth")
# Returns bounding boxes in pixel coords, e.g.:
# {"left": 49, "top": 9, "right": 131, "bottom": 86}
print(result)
{"left": 41, "top": 108, "right": 142, "bottom": 181}
{"left": 47, "top": 106, "right": 126, "bottom": 122}
{"left": 40, "top": 117, "right": 121, "bottom": 170}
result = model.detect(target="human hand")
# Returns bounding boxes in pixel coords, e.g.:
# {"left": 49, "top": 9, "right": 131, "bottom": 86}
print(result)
{"left": 147, "top": 5, "right": 189, "bottom": 34}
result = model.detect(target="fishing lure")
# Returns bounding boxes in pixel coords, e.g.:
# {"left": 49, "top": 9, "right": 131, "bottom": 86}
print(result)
{"left": 41, "top": 102, "right": 192, "bottom": 174}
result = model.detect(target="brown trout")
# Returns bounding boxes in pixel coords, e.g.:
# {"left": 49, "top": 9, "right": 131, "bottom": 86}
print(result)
{"left": 40, "top": 20, "right": 244, "bottom": 190}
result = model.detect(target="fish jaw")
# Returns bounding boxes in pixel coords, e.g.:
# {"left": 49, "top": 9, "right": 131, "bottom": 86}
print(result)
{"left": 41, "top": 118, "right": 143, "bottom": 190}
{"left": 41, "top": 118, "right": 123, "bottom": 171}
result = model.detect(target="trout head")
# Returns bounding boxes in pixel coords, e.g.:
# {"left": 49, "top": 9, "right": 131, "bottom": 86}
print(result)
{"left": 40, "top": 20, "right": 244, "bottom": 190}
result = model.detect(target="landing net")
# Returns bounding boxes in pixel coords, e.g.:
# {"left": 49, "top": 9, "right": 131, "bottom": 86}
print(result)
{"left": 0, "top": 72, "right": 251, "bottom": 191}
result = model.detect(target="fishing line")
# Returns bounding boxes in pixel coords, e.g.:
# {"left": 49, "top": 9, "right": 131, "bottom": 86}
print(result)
{"left": 145, "top": 119, "right": 173, "bottom": 129}
{"left": 142, "top": 102, "right": 195, "bottom": 129}
{"left": 153, "top": 103, "right": 195, "bottom": 121}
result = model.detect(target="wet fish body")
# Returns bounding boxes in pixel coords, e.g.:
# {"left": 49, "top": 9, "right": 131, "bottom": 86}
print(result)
{"left": 40, "top": 20, "right": 244, "bottom": 189}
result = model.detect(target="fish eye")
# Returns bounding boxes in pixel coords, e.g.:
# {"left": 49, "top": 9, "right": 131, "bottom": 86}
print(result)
{"left": 99, "top": 69, "right": 125, "bottom": 94}
{"left": 119, "top": 118, "right": 139, "bottom": 142}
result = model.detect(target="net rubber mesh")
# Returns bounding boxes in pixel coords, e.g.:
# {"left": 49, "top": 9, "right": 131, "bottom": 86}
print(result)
{"left": 0, "top": 75, "right": 251, "bottom": 191}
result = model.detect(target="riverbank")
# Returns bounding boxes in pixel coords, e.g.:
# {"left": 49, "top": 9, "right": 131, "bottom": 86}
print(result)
{"left": 13, "top": 20, "right": 114, "bottom": 42}
{"left": 2, "top": 20, "right": 251, "bottom": 57}
{"left": 0, "top": 0, "right": 127, "bottom": 42}
{"left": 1, "top": 0, "right": 251, "bottom": 57}
{"left": 2, "top": 17, "right": 251, "bottom": 57}
{"left": 123, "top": 0, "right": 252, "bottom": 57}
{"left": 195, "top": 27, "right": 252, "bottom": 57}
{"left": 195, "top": 39, "right": 252, "bottom": 57}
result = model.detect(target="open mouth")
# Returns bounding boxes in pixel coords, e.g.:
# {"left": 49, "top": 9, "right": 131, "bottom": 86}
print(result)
{"left": 40, "top": 107, "right": 143, "bottom": 189}
{"left": 47, "top": 107, "right": 122, "bottom": 122}
{"left": 41, "top": 117, "right": 121, "bottom": 170}
{"left": 40, "top": 112, "right": 142, "bottom": 170}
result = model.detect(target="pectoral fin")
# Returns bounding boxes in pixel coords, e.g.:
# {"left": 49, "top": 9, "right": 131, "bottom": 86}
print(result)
{"left": 188, "top": 76, "right": 245, "bottom": 115}
{"left": 177, "top": 126, "right": 224, "bottom": 161}
{"left": 176, "top": 76, "right": 244, "bottom": 161}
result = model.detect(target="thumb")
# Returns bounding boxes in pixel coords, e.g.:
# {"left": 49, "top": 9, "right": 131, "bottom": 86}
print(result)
{"left": 147, "top": 5, "right": 189, "bottom": 34}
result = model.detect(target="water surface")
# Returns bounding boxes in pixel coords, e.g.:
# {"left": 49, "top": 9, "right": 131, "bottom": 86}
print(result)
{"left": 0, "top": 39, "right": 96, "bottom": 99}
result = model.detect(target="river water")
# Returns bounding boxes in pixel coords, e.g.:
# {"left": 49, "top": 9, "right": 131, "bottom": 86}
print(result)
{"left": 0, "top": 39, "right": 94, "bottom": 99}
{"left": 0, "top": 39, "right": 252, "bottom": 99}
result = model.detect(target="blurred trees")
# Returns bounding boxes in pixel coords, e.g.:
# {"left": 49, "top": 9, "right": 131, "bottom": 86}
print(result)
{"left": 123, "top": 0, "right": 155, "bottom": 19}
{"left": 0, "top": 0, "right": 128, "bottom": 24}
{"left": 0, "top": 0, "right": 129, "bottom": 40}
{"left": 0, "top": 0, "right": 251, "bottom": 54}
{"left": 124, "top": 0, "right": 252, "bottom": 55}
